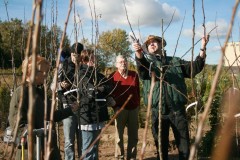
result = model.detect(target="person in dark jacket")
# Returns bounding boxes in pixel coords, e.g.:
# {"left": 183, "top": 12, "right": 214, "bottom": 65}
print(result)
{"left": 78, "top": 49, "right": 112, "bottom": 160}
{"left": 8, "top": 55, "right": 79, "bottom": 160}
{"left": 59, "top": 43, "right": 83, "bottom": 160}
{"left": 132, "top": 35, "right": 209, "bottom": 160}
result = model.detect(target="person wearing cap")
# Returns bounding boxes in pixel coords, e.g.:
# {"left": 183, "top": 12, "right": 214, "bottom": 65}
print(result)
{"left": 8, "top": 55, "right": 79, "bottom": 160}
{"left": 77, "top": 49, "right": 114, "bottom": 160}
{"left": 108, "top": 55, "right": 140, "bottom": 160}
{"left": 59, "top": 42, "right": 84, "bottom": 160}
{"left": 132, "top": 35, "right": 209, "bottom": 160}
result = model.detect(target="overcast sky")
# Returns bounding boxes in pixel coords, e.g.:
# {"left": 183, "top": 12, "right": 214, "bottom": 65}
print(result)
{"left": 0, "top": 0, "right": 239, "bottom": 64}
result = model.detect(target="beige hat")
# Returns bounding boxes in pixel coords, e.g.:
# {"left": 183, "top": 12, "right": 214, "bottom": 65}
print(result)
{"left": 144, "top": 35, "right": 167, "bottom": 47}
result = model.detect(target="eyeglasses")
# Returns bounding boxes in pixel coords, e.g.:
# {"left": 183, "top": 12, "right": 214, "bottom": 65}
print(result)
{"left": 117, "top": 61, "right": 127, "bottom": 64}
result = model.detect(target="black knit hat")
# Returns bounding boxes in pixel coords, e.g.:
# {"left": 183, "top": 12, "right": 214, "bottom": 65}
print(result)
{"left": 70, "top": 42, "right": 84, "bottom": 54}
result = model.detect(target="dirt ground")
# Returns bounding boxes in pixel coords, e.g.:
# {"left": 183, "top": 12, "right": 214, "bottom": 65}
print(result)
{"left": 56, "top": 123, "right": 179, "bottom": 160}
{"left": 97, "top": 125, "right": 179, "bottom": 160}
{"left": 0, "top": 123, "right": 179, "bottom": 160}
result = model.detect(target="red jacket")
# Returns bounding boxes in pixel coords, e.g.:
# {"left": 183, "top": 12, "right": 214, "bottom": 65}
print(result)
{"left": 109, "top": 70, "right": 140, "bottom": 110}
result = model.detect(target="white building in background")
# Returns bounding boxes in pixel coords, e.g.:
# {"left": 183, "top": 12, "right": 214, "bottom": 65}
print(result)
{"left": 224, "top": 42, "right": 240, "bottom": 73}
{"left": 225, "top": 42, "right": 240, "bottom": 66}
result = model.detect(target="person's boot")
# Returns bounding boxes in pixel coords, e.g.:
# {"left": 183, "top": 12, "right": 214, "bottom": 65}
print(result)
{"left": 155, "top": 151, "right": 160, "bottom": 160}
{"left": 155, "top": 140, "right": 160, "bottom": 160}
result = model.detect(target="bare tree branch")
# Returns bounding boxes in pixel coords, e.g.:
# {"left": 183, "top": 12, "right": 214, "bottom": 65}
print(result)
{"left": 189, "top": 1, "right": 240, "bottom": 159}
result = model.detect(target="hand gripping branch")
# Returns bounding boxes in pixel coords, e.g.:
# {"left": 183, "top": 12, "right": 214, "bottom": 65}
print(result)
{"left": 63, "top": 88, "right": 106, "bottom": 102}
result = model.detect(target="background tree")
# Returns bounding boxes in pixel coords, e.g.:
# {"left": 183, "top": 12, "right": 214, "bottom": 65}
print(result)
{"left": 97, "top": 28, "right": 131, "bottom": 68}
{"left": 40, "top": 24, "right": 71, "bottom": 66}
{"left": 0, "top": 18, "right": 25, "bottom": 68}
{"left": 0, "top": 19, "right": 71, "bottom": 69}
{"left": 0, "top": 18, "right": 71, "bottom": 97}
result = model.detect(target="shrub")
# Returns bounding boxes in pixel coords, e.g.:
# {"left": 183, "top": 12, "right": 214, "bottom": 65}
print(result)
{"left": 0, "top": 86, "right": 11, "bottom": 129}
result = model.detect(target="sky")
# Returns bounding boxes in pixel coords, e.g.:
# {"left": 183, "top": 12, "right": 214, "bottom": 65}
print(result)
{"left": 0, "top": 0, "right": 239, "bottom": 64}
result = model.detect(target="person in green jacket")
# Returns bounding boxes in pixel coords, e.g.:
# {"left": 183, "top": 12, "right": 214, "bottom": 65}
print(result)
{"left": 132, "top": 35, "right": 209, "bottom": 160}
{"left": 8, "top": 55, "right": 79, "bottom": 160}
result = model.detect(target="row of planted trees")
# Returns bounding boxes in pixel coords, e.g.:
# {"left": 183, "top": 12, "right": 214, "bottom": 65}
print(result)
{"left": 0, "top": 16, "right": 136, "bottom": 135}
{"left": 0, "top": 13, "right": 137, "bottom": 159}
{"left": 1, "top": 2, "right": 240, "bottom": 158}
{"left": 1, "top": 17, "right": 240, "bottom": 158}
{"left": 0, "top": 18, "right": 135, "bottom": 128}
{"left": 1, "top": 63, "right": 239, "bottom": 158}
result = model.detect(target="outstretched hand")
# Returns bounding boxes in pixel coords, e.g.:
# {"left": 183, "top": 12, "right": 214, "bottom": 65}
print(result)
{"left": 201, "top": 35, "right": 210, "bottom": 49}
{"left": 60, "top": 81, "right": 71, "bottom": 90}
{"left": 132, "top": 42, "right": 143, "bottom": 59}
{"left": 71, "top": 101, "right": 79, "bottom": 112}
{"left": 132, "top": 42, "right": 142, "bottom": 52}
{"left": 200, "top": 35, "right": 210, "bottom": 58}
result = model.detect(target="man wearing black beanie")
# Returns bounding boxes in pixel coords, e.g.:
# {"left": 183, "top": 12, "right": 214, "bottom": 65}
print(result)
{"left": 71, "top": 42, "right": 84, "bottom": 55}
{"left": 59, "top": 42, "right": 83, "bottom": 160}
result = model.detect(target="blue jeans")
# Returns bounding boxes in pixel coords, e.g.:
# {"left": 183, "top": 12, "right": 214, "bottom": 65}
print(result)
{"left": 82, "top": 130, "right": 101, "bottom": 160}
{"left": 63, "top": 114, "right": 81, "bottom": 160}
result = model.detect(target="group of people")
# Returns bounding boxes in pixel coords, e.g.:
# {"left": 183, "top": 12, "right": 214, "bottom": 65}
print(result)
{"left": 57, "top": 43, "right": 140, "bottom": 160}
{"left": 8, "top": 33, "right": 209, "bottom": 160}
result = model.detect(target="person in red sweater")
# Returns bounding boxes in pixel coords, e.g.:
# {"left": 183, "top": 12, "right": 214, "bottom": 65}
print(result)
{"left": 109, "top": 55, "right": 140, "bottom": 160}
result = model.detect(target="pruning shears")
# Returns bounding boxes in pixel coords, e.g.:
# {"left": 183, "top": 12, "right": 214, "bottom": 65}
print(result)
{"left": 129, "top": 35, "right": 159, "bottom": 65}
